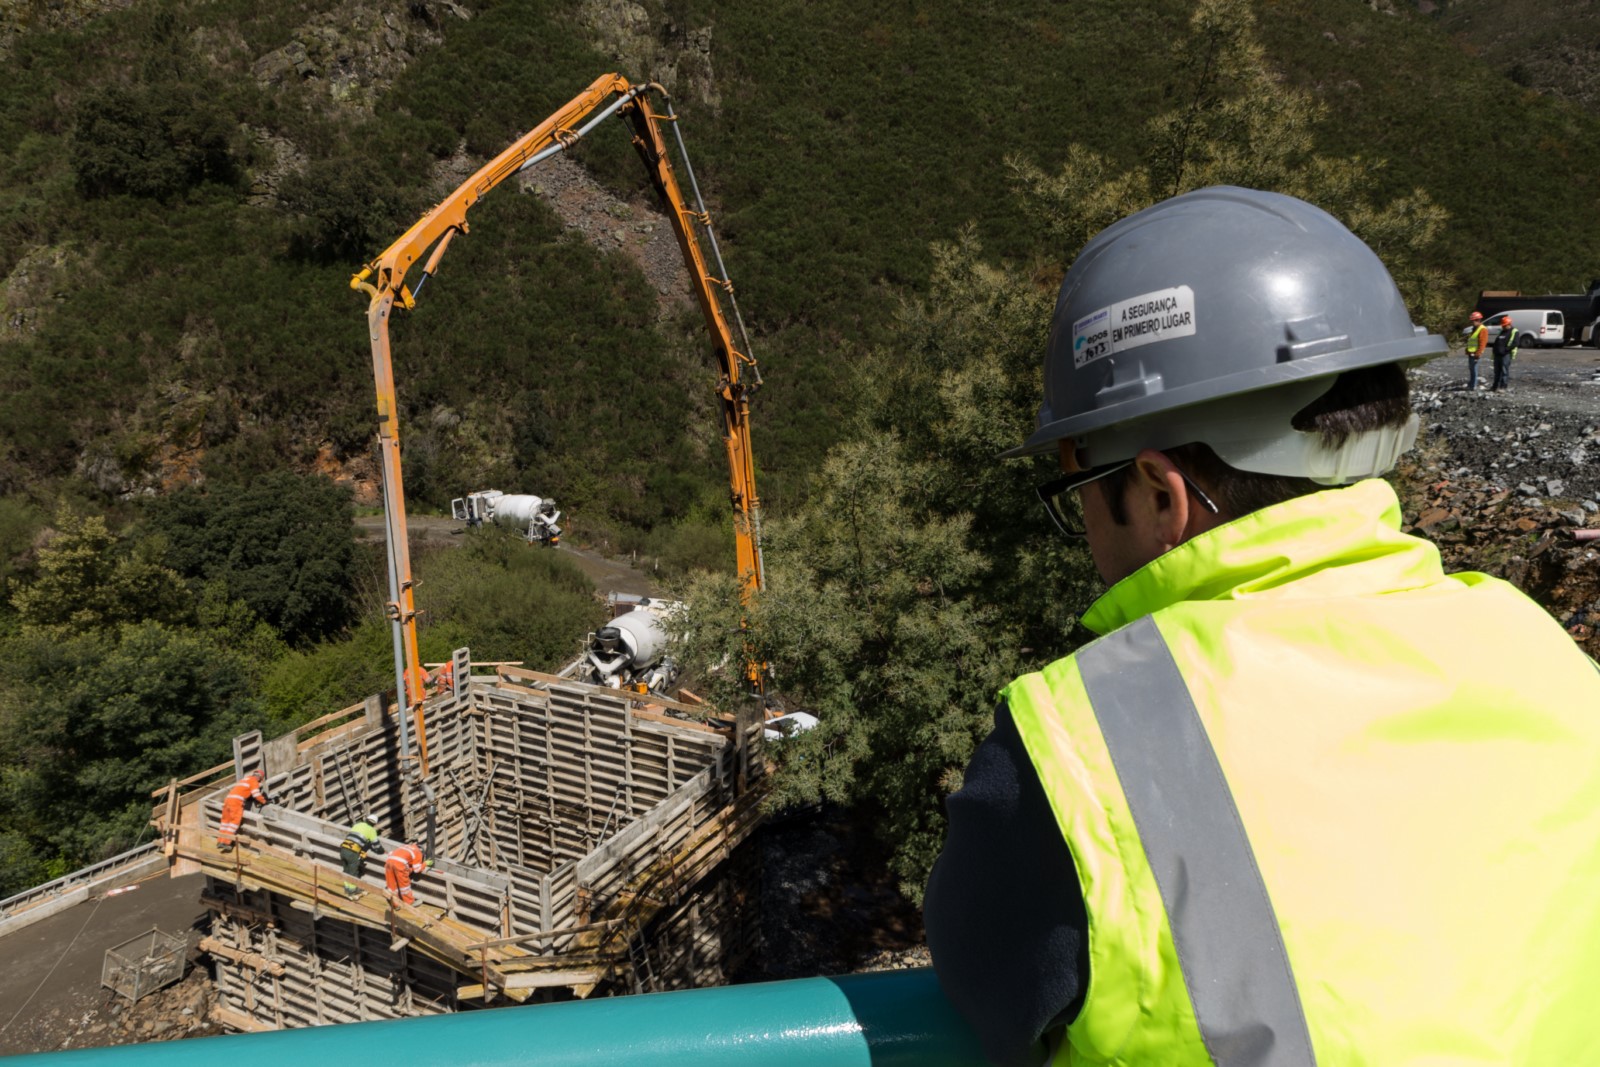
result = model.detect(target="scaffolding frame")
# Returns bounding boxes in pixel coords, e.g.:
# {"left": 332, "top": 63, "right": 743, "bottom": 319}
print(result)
{"left": 151, "top": 651, "right": 765, "bottom": 1031}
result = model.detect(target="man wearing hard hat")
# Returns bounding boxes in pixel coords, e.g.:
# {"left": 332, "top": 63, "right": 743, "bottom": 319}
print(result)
{"left": 923, "top": 187, "right": 1600, "bottom": 1066}
{"left": 1490, "top": 313, "right": 1521, "bottom": 392}
{"left": 1463, "top": 309, "right": 1487, "bottom": 390}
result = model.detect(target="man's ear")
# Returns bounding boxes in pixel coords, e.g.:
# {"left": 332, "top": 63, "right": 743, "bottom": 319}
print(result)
{"left": 1129, "top": 449, "right": 1193, "bottom": 549}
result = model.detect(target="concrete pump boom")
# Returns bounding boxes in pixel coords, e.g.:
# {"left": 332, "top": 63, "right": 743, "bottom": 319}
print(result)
{"left": 351, "top": 74, "right": 766, "bottom": 776}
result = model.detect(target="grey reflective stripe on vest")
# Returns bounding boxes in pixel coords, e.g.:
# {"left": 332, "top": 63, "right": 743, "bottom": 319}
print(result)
{"left": 1077, "top": 616, "right": 1317, "bottom": 1066}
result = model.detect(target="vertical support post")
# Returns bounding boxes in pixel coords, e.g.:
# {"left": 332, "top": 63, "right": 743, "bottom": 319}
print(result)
{"left": 734, "top": 696, "right": 763, "bottom": 796}
{"left": 364, "top": 291, "right": 428, "bottom": 777}
{"left": 162, "top": 779, "right": 179, "bottom": 858}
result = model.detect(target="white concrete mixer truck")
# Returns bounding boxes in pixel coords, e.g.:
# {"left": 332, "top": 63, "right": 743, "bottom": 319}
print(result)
{"left": 560, "top": 595, "right": 681, "bottom": 694}
{"left": 451, "top": 489, "right": 562, "bottom": 546}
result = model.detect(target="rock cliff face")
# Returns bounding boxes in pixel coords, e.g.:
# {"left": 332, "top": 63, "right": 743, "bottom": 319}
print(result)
{"left": 578, "top": 0, "right": 720, "bottom": 111}
{"left": 518, "top": 155, "right": 692, "bottom": 318}
{"left": 1432, "top": 0, "right": 1600, "bottom": 116}
{"left": 0, "top": 245, "right": 78, "bottom": 345}
{"left": 249, "top": 1, "right": 471, "bottom": 113}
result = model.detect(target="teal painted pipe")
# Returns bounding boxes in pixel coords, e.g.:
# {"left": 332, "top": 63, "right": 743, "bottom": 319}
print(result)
{"left": 4, "top": 969, "right": 989, "bottom": 1066}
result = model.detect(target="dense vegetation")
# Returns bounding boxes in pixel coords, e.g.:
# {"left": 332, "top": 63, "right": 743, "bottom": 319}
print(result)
{"left": 3, "top": 0, "right": 1597, "bottom": 515}
{"left": 0, "top": 477, "right": 600, "bottom": 895}
{"left": 0, "top": 0, "right": 1595, "bottom": 895}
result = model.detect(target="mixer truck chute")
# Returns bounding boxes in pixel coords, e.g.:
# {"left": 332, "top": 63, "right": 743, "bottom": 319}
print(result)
{"left": 350, "top": 74, "right": 767, "bottom": 773}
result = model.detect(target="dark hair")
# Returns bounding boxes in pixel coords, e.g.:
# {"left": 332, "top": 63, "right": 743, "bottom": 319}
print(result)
{"left": 1102, "top": 363, "right": 1412, "bottom": 523}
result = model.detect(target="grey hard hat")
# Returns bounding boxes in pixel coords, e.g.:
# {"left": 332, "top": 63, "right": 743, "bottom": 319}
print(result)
{"left": 1006, "top": 186, "right": 1447, "bottom": 482}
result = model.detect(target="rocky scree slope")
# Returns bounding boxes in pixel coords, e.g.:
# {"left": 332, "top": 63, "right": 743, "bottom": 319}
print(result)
{"left": 1402, "top": 350, "right": 1600, "bottom": 657}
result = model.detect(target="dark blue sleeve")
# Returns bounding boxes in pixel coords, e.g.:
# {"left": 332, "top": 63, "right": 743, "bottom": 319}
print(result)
{"left": 923, "top": 701, "right": 1089, "bottom": 1067}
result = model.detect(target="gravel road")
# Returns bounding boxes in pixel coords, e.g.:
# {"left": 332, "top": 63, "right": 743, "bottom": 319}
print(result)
{"left": 353, "top": 513, "right": 659, "bottom": 598}
{"left": 1411, "top": 343, "right": 1600, "bottom": 507}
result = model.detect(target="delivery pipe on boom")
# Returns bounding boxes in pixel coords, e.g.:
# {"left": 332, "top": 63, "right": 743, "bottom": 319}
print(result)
{"left": 364, "top": 292, "right": 430, "bottom": 775}
{"left": 379, "top": 476, "right": 412, "bottom": 768}
{"left": 660, "top": 97, "right": 765, "bottom": 592}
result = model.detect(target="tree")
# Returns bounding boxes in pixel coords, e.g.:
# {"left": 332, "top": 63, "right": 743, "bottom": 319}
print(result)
{"left": 0, "top": 622, "right": 258, "bottom": 869}
{"left": 1009, "top": 0, "right": 1459, "bottom": 334}
{"left": 280, "top": 159, "right": 420, "bottom": 262}
{"left": 71, "top": 84, "right": 240, "bottom": 200}
{"left": 681, "top": 236, "right": 1100, "bottom": 900}
{"left": 11, "top": 508, "right": 192, "bottom": 635}
{"left": 683, "top": 432, "right": 1042, "bottom": 899}
{"left": 143, "top": 473, "right": 359, "bottom": 646}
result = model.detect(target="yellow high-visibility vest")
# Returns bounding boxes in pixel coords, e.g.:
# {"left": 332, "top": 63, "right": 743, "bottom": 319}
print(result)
{"left": 1465, "top": 323, "right": 1486, "bottom": 354}
{"left": 1006, "top": 479, "right": 1600, "bottom": 1065}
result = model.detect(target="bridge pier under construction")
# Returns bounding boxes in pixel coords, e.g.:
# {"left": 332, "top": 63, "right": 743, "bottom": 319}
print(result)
{"left": 152, "top": 651, "right": 766, "bottom": 1032}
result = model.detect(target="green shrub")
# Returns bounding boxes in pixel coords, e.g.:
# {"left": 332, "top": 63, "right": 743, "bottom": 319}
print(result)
{"left": 142, "top": 473, "right": 359, "bottom": 645}
{"left": 649, "top": 516, "right": 734, "bottom": 580}
{"left": 260, "top": 614, "right": 396, "bottom": 730}
{"left": 71, "top": 84, "right": 240, "bottom": 200}
{"left": 412, "top": 526, "right": 603, "bottom": 668}
{"left": 280, "top": 158, "right": 421, "bottom": 262}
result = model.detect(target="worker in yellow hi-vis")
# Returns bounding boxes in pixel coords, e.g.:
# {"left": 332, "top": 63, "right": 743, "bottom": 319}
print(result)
{"left": 1463, "top": 309, "right": 1487, "bottom": 390}
{"left": 924, "top": 186, "right": 1600, "bottom": 1066}
{"left": 339, "top": 815, "right": 380, "bottom": 900}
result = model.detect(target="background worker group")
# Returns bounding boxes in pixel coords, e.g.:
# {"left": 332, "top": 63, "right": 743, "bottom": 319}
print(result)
{"left": 1462, "top": 309, "right": 1522, "bottom": 391}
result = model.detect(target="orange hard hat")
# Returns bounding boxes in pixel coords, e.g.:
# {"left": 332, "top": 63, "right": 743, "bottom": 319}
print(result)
{"left": 1500, "top": 316, "right": 1512, "bottom": 326}
{"left": 1469, "top": 311, "right": 1483, "bottom": 321}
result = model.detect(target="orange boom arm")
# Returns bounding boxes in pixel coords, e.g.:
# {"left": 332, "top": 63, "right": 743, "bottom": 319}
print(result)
{"left": 351, "top": 75, "right": 766, "bottom": 773}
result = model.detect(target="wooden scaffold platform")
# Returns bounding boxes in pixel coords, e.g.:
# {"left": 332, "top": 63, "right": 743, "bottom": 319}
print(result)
{"left": 151, "top": 650, "right": 767, "bottom": 1032}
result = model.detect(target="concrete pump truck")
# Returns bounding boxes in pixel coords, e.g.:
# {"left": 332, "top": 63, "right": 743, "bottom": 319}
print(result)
{"left": 349, "top": 74, "right": 767, "bottom": 777}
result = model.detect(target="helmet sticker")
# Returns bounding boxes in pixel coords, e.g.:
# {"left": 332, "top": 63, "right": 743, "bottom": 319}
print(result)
{"left": 1073, "top": 285, "right": 1196, "bottom": 368}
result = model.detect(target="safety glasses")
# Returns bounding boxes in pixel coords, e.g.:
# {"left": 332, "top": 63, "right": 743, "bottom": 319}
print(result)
{"left": 1036, "top": 461, "right": 1219, "bottom": 539}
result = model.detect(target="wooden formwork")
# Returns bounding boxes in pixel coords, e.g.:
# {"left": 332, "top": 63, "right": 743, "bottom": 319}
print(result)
{"left": 153, "top": 650, "right": 769, "bottom": 1032}
{"left": 206, "top": 884, "right": 461, "bottom": 1029}
{"left": 611, "top": 840, "right": 762, "bottom": 995}
{"left": 472, "top": 666, "right": 738, "bottom": 876}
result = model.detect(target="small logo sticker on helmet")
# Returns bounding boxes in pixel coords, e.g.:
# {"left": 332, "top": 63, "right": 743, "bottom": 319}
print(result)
{"left": 1074, "top": 286, "right": 1197, "bottom": 368}
{"left": 1072, "top": 308, "right": 1112, "bottom": 368}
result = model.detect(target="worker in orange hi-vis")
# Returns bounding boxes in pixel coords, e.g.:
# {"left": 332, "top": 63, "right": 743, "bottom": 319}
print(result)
{"left": 217, "top": 769, "right": 271, "bottom": 853}
{"left": 383, "top": 841, "right": 432, "bottom": 906}
{"left": 431, "top": 661, "right": 455, "bottom": 696}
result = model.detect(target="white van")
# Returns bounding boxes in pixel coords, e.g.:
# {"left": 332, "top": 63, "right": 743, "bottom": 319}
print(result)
{"left": 1481, "top": 308, "right": 1565, "bottom": 348}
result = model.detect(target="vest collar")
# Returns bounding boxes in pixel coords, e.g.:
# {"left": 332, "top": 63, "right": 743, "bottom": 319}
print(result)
{"left": 1081, "top": 478, "right": 1446, "bottom": 635}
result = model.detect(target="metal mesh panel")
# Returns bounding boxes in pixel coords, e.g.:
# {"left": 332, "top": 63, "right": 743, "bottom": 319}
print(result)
{"left": 102, "top": 926, "right": 186, "bottom": 1002}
